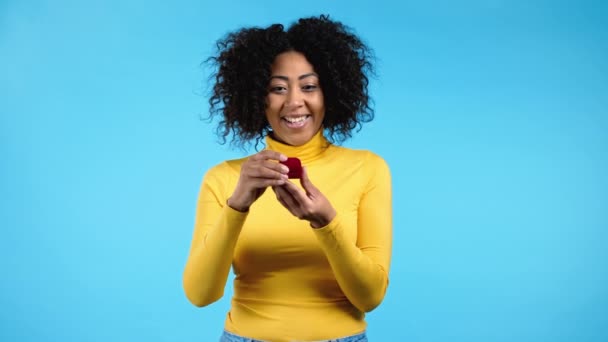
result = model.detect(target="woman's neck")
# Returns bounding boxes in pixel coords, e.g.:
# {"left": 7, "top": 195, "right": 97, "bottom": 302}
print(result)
{"left": 264, "top": 129, "right": 331, "bottom": 164}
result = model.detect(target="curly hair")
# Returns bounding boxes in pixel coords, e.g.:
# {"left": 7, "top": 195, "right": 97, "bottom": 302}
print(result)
{"left": 206, "top": 14, "right": 375, "bottom": 149}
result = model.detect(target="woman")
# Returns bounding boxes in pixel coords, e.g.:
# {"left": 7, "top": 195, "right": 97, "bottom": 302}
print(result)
{"left": 183, "top": 15, "right": 392, "bottom": 342}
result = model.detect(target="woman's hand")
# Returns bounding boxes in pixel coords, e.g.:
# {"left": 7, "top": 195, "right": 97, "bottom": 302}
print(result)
{"left": 272, "top": 167, "right": 336, "bottom": 228}
{"left": 227, "top": 150, "right": 289, "bottom": 212}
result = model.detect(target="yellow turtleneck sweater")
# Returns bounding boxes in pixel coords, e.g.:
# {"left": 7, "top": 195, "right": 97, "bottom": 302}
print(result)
{"left": 183, "top": 130, "right": 392, "bottom": 341}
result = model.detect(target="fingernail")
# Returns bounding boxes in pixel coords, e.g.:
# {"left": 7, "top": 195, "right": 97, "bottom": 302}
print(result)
{"left": 280, "top": 154, "right": 287, "bottom": 161}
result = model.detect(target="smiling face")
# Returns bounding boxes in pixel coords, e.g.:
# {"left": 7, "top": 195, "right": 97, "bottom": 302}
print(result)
{"left": 265, "top": 51, "right": 325, "bottom": 146}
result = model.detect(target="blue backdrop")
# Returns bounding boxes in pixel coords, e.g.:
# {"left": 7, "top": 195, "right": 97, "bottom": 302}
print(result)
{"left": 1, "top": 0, "right": 607, "bottom": 341}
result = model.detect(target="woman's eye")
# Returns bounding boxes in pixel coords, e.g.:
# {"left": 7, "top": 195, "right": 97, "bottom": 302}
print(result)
{"left": 270, "top": 86, "right": 287, "bottom": 93}
{"left": 302, "top": 84, "right": 318, "bottom": 92}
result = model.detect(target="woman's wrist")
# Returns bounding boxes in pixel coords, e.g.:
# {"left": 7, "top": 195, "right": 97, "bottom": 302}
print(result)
{"left": 227, "top": 196, "right": 250, "bottom": 213}
{"left": 310, "top": 209, "right": 337, "bottom": 229}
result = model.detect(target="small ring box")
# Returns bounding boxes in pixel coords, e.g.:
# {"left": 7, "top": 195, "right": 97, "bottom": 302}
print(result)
{"left": 280, "top": 157, "right": 303, "bottom": 179}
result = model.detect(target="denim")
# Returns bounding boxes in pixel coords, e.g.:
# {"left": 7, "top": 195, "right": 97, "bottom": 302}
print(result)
{"left": 220, "top": 330, "right": 368, "bottom": 342}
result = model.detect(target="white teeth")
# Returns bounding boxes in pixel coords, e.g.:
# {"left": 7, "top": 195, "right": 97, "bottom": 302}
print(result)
{"left": 284, "top": 116, "right": 308, "bottom": 123}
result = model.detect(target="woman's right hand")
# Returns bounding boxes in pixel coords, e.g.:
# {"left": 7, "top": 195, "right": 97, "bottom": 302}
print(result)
{"left": 227, "top": 150, "right": 289, "bottom": 212}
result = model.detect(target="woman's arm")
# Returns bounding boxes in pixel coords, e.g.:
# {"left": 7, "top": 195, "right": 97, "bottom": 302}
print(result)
{"left": 313, "top": 153, "right": 392, "bottom": 312}
{"left": 183, "top": 151, "right": 289, "bottom": 307}
{"left": 273, "top": 152, "right": 392, "bottom": 312}
{"left": 182, "top": 165, "right": 248, "bottom": 307}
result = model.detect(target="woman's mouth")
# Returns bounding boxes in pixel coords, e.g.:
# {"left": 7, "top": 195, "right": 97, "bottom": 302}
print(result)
{"left": 282, "top": 115, "right": 311, "bottom": 129}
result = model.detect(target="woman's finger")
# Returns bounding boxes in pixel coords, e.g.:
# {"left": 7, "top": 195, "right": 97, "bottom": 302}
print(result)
{"left": 256, "top": 178, "right": 286, "bottom": 188}
{"left": 299, "top": 167, "right": 318, "bottom": 196}
{"left": 262, "top": 160, "right": 290, "bottom": 175}
{"left": 249, "top": 150, "right": 287, "bottom": 162}
{"left": 282, "top": 180, "right": 311, "bottom": 205}
{"left": 272, "top": 186, "right": 290, "bottom": 209}
{"left": 245, "top": 162, "right": 288, "bottom": 180}
{"left": 273, "top": 185, "right": 301, "bottom": 216}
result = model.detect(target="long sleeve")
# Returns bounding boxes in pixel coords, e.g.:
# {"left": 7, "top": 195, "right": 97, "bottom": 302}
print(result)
{"left": 313, "top": 153, "right": 392, "bottom": 312}
{"left": 182, "top": 163, "right": 247, "bottom": 307}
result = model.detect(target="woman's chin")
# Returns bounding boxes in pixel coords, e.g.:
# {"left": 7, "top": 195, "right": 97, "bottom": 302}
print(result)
{"left": 273, "top": 131, "right": 313, "bottom": 146}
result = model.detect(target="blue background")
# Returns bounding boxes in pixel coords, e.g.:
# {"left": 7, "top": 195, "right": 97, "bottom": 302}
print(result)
{"left": 1, "top": 0, "right": 607, "bottom": 341}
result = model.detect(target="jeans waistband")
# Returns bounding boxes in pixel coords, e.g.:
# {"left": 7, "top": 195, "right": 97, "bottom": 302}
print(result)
{"left": 220, "top": 330, "right": 368, "bottom": 342}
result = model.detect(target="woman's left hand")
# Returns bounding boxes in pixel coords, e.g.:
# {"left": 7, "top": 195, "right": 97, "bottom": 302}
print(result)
{"left": 272, "top": 167, "right": 336, "bottom": 228}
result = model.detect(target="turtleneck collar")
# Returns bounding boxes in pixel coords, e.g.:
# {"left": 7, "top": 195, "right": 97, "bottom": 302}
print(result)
{"left": 264, "top": 129, "right": 331, "bottom": 164}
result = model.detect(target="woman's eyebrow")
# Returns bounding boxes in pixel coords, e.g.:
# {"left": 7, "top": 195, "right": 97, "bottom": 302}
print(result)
{"left": 269, "top": 73, "right": 319, "bottom": 81}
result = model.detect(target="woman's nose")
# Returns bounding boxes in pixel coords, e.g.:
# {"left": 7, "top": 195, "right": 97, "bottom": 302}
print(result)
{"left": 285, "top": 89, "right": 304, "bottom": 108}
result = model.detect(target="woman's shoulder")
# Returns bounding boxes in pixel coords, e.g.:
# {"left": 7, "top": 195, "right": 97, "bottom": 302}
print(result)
{"left": 204, "top": 157, "right": 248, "bottom": 178}
{"left": 329, "top": 145, "right": 390, "bottom": 168}
{"left": 328, "top": 146, "right": 391, "bottom": 190}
